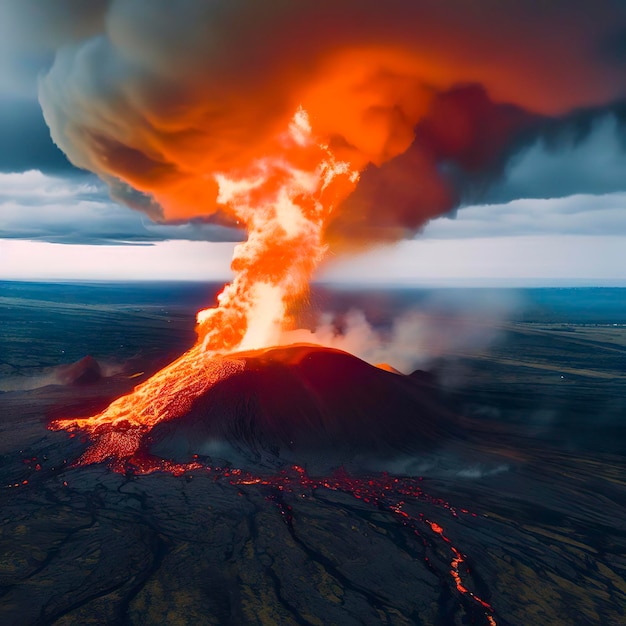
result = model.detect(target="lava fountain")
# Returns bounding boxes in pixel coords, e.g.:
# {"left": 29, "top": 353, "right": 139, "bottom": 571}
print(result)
{"left": 49, "top": 109, "right": 359, "bottom": 465}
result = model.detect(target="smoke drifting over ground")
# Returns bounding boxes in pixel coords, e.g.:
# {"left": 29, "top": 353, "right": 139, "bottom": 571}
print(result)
{"left": 281, "top": 309, "right": 494, "bottom": 373}
{"left": 0, "top": 356, "right": 122, "bottom": 392}
{"left": 281, "top": 290, "right": 521, "bottom": 373}
{"left": 1, "top": 0, "right": 622, "bottom": 248}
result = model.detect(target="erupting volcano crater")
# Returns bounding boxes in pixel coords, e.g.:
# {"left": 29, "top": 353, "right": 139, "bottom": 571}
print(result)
{"left": 148, "top": 344, "right": 453, "bottom": 465}
{"left": 52, "top": 344, "right": 455, "bottom": 471}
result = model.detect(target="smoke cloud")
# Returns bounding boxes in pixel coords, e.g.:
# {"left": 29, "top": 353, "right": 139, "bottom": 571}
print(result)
{"left": 280, "top": 290, "right": 521, "bottom": 373}
{"left": 3, "top": 0, "right": 621, "bottom": 248}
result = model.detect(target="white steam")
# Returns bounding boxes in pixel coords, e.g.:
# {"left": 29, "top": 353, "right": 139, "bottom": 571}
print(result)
{"left": 280, "top": 291, "right": 521, "bottom": 373}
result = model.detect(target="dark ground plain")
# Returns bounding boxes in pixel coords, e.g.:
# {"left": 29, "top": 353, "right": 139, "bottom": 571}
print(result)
{"left": 0, "top": 282, "right": 625, "bottom": 625}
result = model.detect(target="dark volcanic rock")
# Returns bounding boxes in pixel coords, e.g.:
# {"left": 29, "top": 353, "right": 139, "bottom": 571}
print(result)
{"left": 148, "top": 345, "right": 457, "bottom": 466}
{"left": 55, "top": 355, "right": 103, "bottom": 386}
{"left": 2, "top": 339, "right": 626, "bottom": 625}
{"left": 4, "top": 282, "right": 626, "bottom": 625}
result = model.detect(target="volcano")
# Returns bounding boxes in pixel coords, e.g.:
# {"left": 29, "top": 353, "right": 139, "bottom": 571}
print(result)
{"left": 5, "top": 284, "right": 626, "bottom": 626}
{"left": 146, "top": 344, "right": 455, "bottom": 467}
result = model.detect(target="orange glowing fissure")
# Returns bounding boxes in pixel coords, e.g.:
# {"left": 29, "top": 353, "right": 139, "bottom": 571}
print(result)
{"left": 10, "top": 457, "right": 497, "bottom": 623}
{"left": 49, "top": 108, "right": 358, "bottom": 462}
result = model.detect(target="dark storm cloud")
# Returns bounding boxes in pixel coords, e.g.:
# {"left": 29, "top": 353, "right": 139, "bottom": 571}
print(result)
{"left": 0, "top": 2, "right": 110, "bottom": 176}
{"left": 0, "top": 96, "right": 73, "bottom": 173}
{"left": 422, "top": 193, "right": 626, "bottom": 239}
{"left": 0, "top": 0, "right": 109, "bottom": 96}
{"left": 482, "top": 109, "right": 626, "bottom": 204}
{"left": 599, "top": 25, "right": 626, "bottom": 65}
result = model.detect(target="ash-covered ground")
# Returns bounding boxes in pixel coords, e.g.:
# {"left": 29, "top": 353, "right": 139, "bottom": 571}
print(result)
{"left": 1, "top": 281, "right": 625, "bottom": 625}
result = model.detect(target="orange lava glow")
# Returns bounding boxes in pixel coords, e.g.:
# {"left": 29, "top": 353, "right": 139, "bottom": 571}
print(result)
{"left": 50, "top": 109, "right": 358, "bottom": 461}
{"left": 50, "top": 348, "right": 245, "bottom": 467}
{"left": 45, "top": 106, "right": 494, "bottom": 626}
{"left": 196, "top": 108, "right": 358, "bottom": 353}
{"left": 426, "top": 519, "right": 496, "bottom": 618}
{"left": 11, "top": 456, "right": 499, "bottom": 622}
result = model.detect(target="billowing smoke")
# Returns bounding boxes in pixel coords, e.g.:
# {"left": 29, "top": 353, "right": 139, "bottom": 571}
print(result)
{"left": 3, "top": 0, "right": 624, "bottom": 247}
{"left": 280, "top": 290, "right": 521, "bottom": 373}
{"left": 280, "top": 308, "right": 497, "bottom": 374}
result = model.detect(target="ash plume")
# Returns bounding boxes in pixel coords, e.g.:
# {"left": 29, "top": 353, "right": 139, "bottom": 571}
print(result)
{"left": 2, "top": 0, "right": 623, "bottom": 247}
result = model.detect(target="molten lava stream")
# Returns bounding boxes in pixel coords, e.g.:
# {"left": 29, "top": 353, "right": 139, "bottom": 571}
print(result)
{"left": 50, "top": 347, "right": 246, "bottom": 466}
{"left": 229, "top": 466, "right": 498, "bottom": 625}
{"left": 49, "top": 108, "right": 358, "bottom": 466}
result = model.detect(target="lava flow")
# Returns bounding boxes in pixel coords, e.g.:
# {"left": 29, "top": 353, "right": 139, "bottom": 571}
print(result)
{"left": 232, "top": 465, "right": 497, "bottom": 625}
{"left": 50, "top": 453, "right": 496, "bottom": 625}
{"left": 10, "top": 449, "right": 499, "bottom": 624}
{"left": 49, "top": 109, "right": 358, "bottom": 465}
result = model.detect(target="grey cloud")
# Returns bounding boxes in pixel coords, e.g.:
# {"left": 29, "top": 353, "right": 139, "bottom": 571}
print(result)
{"left": 0, "top": 170, "right": 243, "bottom": 245}
{"left": 422, "top": 193, "right": 626, "bottom": 239}
{"left": 482, "top": 113, "right": 626, "bottom": 204}
{"left": 0, "top": 0, "right": 109, "bottom": 96}
{"left": 599, "top": 25, "right": 626, "bottom": 65}
{"left": 0, "top": 96, "right": 73, "bottom": 173}
{"left": 106, "top": 178, "right": 164, "bottom": 221}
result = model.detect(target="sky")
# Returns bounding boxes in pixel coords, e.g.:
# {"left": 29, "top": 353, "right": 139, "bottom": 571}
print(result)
{"left": 1, "top": 1, "right": 626, "bottom": 285}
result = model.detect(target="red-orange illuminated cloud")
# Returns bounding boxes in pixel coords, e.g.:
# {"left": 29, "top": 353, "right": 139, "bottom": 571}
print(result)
{"left": 37, "top": 0, "right": 626, "bottom": 244}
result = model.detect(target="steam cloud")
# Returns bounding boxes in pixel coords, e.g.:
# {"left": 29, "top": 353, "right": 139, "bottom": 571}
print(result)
{"left": 4, "top": 0, "right": 624, "bottom": 248}
{"left": 280, "top": 289, "right": 520, "bottom": 374}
